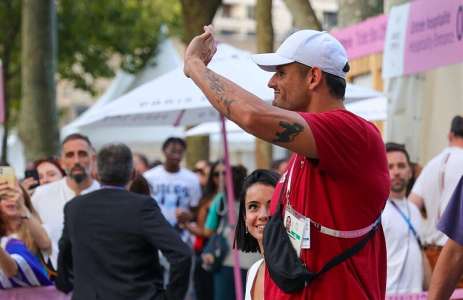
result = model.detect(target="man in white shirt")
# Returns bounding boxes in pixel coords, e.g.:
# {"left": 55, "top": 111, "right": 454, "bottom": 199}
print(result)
{"left": 409, "top": 116, "right": 463, "bottom": 267}
{"left": 144, "top": 137, "right": 201, "bottom": 243}
{"left": 383, "top": 142, "right": 425, "bottom": 294}
{"left": 32, "top": 133, "right": 100, "bottom": 267}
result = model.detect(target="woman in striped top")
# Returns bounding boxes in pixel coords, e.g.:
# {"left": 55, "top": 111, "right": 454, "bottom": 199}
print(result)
{"left": 0, "top": 180, "right": 52, "bottom": 289}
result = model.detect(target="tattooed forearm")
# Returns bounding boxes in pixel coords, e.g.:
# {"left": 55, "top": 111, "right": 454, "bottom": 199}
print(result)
{"left": 204, "top": 69, "right": 237, "bottom": 117}
{"left": 272, "top": 121, "right": 304, "bottom": 143}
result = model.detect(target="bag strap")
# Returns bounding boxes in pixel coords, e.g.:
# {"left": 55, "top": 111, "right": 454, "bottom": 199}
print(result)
{"left": 312, "top": 220, "right": 380, "bottom": 280}
{"left": 389, "top": 200, "right": 423, "bottom": 249}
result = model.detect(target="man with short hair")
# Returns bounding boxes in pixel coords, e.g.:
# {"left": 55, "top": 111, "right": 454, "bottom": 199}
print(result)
{"left": 409, "top": 115, "right": 463, "bottom": 267}
{"left": 184, "top": 26, "right": 389, "bottom": 299}
{"left": 383, "top": 142, "right": 425, "bottom": 294}
{"left": 56, "top": 143, "right": 192, "bottom": 300}
{"left": 32, "top": 133, "right": 100, "bottom": 267}
{"left": 144, "top": 137, "right": 201, "bottom": 242}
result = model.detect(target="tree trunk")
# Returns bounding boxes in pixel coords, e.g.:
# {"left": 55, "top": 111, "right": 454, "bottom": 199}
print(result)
{"left": 254, "top": 0, "right": 274, "bottom": 169}
{"left": 1, "top": 61, "right": 9, "bottom": 165}
{"left": 283, "top": 0, "right": 321, "bottom": 30}
{"left": 384, "top": 0, "right": 409, "bottom": 13}
{"left": 338, "top": 0, "right": 383, "bottom": 27}
{"left": 180, "top": 0, "right": 222, "bottom": 44}
{"left": 180, "top": 0, "right": 222, "bottom": 168}
{"left": 19, "top": 0, "right": 59, "bottom": 162}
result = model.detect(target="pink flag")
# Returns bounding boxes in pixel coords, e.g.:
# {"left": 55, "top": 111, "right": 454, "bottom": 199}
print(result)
{"left": 0, "top": 61, "right": 5, "bottom": 124}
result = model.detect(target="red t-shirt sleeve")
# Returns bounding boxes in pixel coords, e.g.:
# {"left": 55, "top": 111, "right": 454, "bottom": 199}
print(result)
{"left": 300, "top": 110, "right": 378, "bottom": 179}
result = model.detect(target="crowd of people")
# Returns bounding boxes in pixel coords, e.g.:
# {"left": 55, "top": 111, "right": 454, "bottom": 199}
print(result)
{"left": 1, "top": 27, "right": 463, "bottom": 300}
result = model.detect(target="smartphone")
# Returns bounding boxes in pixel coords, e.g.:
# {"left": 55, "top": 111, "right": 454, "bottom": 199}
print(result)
{"left": 0, "top": 166, "right": 16, "bottom": 188}
{"left": 25, "top": 169, "right": 40, "bottom": 189}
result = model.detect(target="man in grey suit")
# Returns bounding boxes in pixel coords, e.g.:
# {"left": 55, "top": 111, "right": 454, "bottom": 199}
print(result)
{"left": 56, "top": 143, "right": 192, "bottom": 300}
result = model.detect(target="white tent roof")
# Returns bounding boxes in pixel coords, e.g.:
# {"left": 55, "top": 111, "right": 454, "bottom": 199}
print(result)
{"left": 61, "top": 38, "right": 182, "bottom": 143}
{"left": 76, "top": 43, "right": 384, "bottom": 130}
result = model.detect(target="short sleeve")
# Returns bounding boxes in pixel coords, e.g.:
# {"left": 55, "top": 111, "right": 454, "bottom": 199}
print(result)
{"left": 189, "top": 176, "right": 202, "bottom": 207}
{"left": 438, "top": 176, "right": 463, "bottom": 245}
{"left": 411, "top": 163, "right": 434, "bottom": 197}
{"left": 204, "top": 194, "right": 223, "bottom": 231}
{"left": 299, "top": 110, "right": 381, "bottom": 178}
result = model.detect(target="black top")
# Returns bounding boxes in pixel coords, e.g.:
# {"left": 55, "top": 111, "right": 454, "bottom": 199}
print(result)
{"left": 56, "top": 188, "right": 192, "bottom": 300}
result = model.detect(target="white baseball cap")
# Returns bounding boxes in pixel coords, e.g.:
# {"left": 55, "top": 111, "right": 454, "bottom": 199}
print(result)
{"left": 251, "top": 30, "right": 349, "bottom": 79}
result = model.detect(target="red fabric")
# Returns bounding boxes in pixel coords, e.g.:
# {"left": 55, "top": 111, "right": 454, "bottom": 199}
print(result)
{"left": 264, "top": 110, "right": 390, "bottom": 300}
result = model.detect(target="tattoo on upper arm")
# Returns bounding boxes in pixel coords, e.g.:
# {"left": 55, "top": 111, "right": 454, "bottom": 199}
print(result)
{"left": 272, "top": 121, "right": 304, "bottom": 143}
{"left": 204, "top": 69, "right": 237, "bottom": 117}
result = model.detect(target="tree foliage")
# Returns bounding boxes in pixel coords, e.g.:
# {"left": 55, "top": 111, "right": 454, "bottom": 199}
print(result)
{"left": 57, "top": 0, "right": 182, "bottom": 94}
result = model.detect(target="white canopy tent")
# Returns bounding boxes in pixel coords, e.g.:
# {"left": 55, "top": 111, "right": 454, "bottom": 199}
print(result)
{"left": 61, "top": 38, "right": 184, "bottom": 150}
{"left": 76, "top": 43, "right": 385, "bottom": 130}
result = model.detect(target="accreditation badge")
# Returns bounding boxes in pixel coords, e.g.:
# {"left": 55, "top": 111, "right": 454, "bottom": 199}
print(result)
{"left": 284, "top": 205, "right": 305, "bottom": 256}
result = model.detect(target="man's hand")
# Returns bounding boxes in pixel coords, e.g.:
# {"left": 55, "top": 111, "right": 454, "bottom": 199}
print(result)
{"left": 184, "top": 25, "right": 217, "bottom": 78}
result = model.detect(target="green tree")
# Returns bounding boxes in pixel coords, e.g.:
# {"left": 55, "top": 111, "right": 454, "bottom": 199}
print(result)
{"left": 284, "top": 0, "right": 321, "bottom": 30}
{"left": 0, "top": 0, "right": 21, "bottom": 164}
{"left": 180, "top": 0, "right": 223, "bottom": 168}
{"left": 0, "top": 0, "right": 181, "bottom": 162}
{"left": 338, "top": 0, "right": 383, "bottom": 27}
{"left": 19, "top": 0, "right": 59, "bottom": 161}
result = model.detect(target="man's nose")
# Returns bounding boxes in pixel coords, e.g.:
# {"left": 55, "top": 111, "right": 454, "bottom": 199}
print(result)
{"left": 268, "top": 74, "right": 277, "bottom": 89}
{"left": 258, "top": 207, "right": 269, "bottom": 220}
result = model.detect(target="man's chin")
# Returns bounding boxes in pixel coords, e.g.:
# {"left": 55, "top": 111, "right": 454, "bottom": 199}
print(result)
{"left": 71, "top": 173, "right": 88, "bottom": 184}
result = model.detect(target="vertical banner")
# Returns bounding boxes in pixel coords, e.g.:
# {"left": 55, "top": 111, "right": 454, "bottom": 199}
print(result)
{"left": 382, "top": 4, "right": 411, "bottom": 78}
{"left": 0, "top": 60, "right": 5, "bottom": 124}
{"left": 383, "top": 0, "right": 463, "bottom": 78}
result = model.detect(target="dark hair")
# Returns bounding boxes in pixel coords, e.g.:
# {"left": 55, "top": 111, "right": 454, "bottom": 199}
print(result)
{"left": 234, "top": 169, "right": 280, "bottom": 253}
{"left": 33, "top": 157, "right": 66, "bottom": 177}
{"left": 385, "top": 142, "right": 410, "bottom": 164}
{"left": 231, "top": 165, "right": 247, "bottom": 199}
{"left": 97, "top": 143, "right": 133, "bottom": 186}
{"left": 296, "top": 62, "right": 348, "bottom": 100}
{"left": 323, "top": 69, "right": 347, "bottom": 100}
{"left": 202, "top": 160, "right": 223, "bottom": 200}
{"left": 129, "top": 174, "right": 151, "bottom": 196}
{"left": 162, "top": 137, "right": 186, "bottom": 151}
{"left": 133, "top": 153, "right": 150, "bottom": 168}
{"left": 62, "top": 133, "right": 93, "bottom": 149}
{"left": 450, "top": 115, "right": 463, "bottom": 138}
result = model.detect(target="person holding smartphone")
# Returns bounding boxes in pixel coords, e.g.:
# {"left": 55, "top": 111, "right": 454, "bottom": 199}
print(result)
{"left": 0, "top": 175, "right": 53, "bottom": 288}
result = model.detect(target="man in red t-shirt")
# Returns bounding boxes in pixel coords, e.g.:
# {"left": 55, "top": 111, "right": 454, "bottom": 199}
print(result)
{"left": 184, "top": 25, "right": 389, "bottom": 299}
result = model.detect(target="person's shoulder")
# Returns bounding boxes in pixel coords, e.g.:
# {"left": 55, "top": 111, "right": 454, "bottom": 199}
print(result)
{"left": 180, "top": 168, "right": 200, "bottom": 181}
{"left": 32, "top": 178, "right": 67, "bottom": 200}
{"left": 143, "top": 165, "right": 163, "bottom": 178}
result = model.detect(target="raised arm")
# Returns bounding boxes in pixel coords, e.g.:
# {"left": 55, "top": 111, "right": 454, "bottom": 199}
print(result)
{"left": 0, "top": 246, "right": 18, "bottom": 277}
{"left": 184, "top": 26, "right": 318, "bottom": 158}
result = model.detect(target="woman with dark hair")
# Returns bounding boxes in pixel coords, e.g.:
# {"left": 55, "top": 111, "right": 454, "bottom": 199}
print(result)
{"left": 234, "top": 169, "right": 279, "bottom": 300}
{"left": 180, "top": 160, "right": 223, "bottom": 300}
{"left": 200, "top": 165, "right": 262, "bottom": 300}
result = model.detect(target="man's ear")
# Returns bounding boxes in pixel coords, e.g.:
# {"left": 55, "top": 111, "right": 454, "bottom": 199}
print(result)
{"left": 308, "top": 67, "right": 323, "bottom": 90}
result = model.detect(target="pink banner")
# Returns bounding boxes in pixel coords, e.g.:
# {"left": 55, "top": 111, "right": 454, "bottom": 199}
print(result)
{"left": 387, "top": 288, "right": 463, "bottom": 300}
{"left": 332, "top": 15, "right": 388, "bottom": 60}
{"left": 0, "top": 286, "right": 71, "bottom": 300}
{"left": 404, "top": 0, "right": 463, "bottom": 75}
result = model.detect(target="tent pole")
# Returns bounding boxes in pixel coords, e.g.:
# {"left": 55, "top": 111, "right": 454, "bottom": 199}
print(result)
{"left": 220, "top": 114, "right": 244, "bottom": 300}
